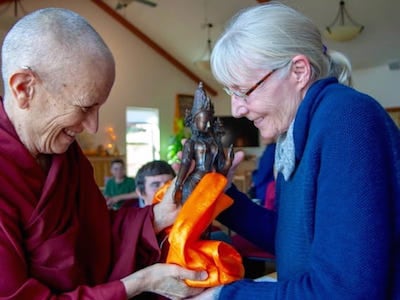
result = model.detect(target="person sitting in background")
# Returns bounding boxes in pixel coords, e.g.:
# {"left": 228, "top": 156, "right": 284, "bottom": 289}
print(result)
{"left": 104, "top": 158, "right": 138, "bottom": 210}
{"left": 135, "top": 160, "right": 176, "bottom": 207}
{"left": 0, "top": 8, "right": 206, "bottom": 299}
{"left": 191, "top": 2, "right": 400, "bottom": 299}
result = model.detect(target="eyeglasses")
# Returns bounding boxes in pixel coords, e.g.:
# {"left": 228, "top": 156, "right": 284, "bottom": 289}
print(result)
{"left": 223, "top": 69, "right": 276, "bottom": 99}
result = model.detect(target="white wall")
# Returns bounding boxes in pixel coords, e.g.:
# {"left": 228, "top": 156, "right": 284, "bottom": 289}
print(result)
{"left": 353, "top": 64, "right": 400, "bottom": 108}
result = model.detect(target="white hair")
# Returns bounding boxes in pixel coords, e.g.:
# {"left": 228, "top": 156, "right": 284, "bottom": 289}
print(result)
{"left": 211, "top": 2, "right": 352, "bottom": 87}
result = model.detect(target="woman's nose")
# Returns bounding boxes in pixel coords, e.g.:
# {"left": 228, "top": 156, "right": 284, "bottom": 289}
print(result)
{"left": 231, "top": 96, "right": 248, "bottom": 118}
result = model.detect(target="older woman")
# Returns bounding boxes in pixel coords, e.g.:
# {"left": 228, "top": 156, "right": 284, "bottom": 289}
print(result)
{"left": 193, "top": 2, "right": 400, "bottom": 299}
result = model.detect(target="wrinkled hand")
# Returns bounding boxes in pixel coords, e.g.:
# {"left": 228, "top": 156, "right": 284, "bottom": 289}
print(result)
{"left": 153, "top": 178, "right": 181, "bottom": 233}
{"left": 186, "top": 285, "right": 222, "bottom": 300}
{"left": 121, "top": 263, "right": 208, "bottom": 299}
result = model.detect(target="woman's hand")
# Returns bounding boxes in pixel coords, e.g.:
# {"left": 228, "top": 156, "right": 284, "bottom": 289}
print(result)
{"left": 121, "top": 263, "right": 208, "bottom": 299}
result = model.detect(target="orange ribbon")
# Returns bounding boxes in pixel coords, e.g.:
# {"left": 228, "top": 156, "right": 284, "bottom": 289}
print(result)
{"left": 154, "top": 173, "right": 244, "bottom": 287}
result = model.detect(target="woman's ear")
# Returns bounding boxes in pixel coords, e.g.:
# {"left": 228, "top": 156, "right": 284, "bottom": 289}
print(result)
{"left": 8, "top": 68, "right": 36, "bottom": 109}
{"left": 290, "top": 55, "right": 312, "bottom": 89}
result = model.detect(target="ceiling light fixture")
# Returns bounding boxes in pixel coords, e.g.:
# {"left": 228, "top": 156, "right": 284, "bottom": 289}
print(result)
{"left": 194, "top": 0, "right": 214, "bottom": 72}
{"left": 194, "top": 22, "right": 213, "bottom": 72}
{"left": 115, "top": 0, "right": 157, "bottom": 10}
{"left": 324, "top": 1, "right": 364, "bottom": 42}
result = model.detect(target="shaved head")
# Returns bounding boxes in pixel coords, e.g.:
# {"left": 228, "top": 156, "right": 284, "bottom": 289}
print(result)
{"left": 1, "top": 8, "right": 115, "bottom": 98}
{"left": 1, "top": 8, "right": 116, "bottom": 157}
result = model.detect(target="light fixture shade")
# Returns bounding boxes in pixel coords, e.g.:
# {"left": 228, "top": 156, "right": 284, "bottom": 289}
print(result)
{"left": 324, "top": 25, "right": 364, "bottom": 42}
{"left": 194, "top": 21, "right": 213, "bottom": 72}
{"left": 325, "top": 1, "right": 364, "bottom": 42}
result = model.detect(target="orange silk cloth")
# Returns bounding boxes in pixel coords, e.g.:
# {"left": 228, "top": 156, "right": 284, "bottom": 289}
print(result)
{"left": 155, "top": 173, "right": 244, "bottom": 287}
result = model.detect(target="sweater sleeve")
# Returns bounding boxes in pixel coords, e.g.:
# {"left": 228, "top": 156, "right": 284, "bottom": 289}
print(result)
{"left": 219, "top": 185, "right": 277, "bottom": 253}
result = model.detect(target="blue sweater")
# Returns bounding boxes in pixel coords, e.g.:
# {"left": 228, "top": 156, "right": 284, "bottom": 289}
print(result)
{"left": 219, "top": 78, "right": 400, "bottom": 299}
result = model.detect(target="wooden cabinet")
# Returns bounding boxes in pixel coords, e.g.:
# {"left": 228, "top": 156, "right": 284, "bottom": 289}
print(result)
{"left": 86, "top": 155, "right": 123, "bottom": 187}
{"left": 386, "top": 107, "right": 400, "bottom": 128}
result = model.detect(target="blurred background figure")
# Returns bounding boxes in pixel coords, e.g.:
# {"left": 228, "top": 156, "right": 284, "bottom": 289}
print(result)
{"left": 104, "top": 158, "right": 137, "bottom": 210}
{"left": 135, "top": 160, "right": 176, "bottom": 207}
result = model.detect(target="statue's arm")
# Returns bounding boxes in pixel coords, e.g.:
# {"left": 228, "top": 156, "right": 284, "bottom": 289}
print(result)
{"left": 173, "top": 139, "right": 194, "bottom": 203}
{"left": 216, "top": 144, "right": 234, "bottom": 176}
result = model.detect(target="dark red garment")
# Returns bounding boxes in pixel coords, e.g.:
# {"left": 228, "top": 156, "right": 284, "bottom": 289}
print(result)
{"left": 0, "top": 99, "right": 160, "bottom": 299}
{"left": 264, "top": 181, "right": 276, "bottom": 211}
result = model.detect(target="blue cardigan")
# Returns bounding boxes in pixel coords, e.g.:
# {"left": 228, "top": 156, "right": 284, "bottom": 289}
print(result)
{"left": 219, "top": 78, "right": 400, "bottom": 299}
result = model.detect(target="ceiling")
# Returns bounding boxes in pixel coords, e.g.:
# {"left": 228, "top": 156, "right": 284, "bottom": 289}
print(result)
{"left": 100, "top": 0, "right": 400, "bottom": 89}
{"left": 1, "top": 0, "right": 400, "bottom": 91}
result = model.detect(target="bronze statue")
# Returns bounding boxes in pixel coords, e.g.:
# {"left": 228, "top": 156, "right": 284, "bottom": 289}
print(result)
{"left": 173, "top": 82, "right": 234, "bottom": 205}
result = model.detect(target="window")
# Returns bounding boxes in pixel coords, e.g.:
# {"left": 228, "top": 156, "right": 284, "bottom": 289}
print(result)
{"left": 126, "top": 107, "right": 160, "bottom": 177}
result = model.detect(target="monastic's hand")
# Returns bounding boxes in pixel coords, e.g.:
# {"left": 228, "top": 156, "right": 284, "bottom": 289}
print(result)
{"left": 153, "top": 178, "right": 181, "bottom": 233}
{"left": 186, "top": 285, "right": 222, "bottom": 300}
{"left": 121, "top": 263, "right": 208, "bottom": 299}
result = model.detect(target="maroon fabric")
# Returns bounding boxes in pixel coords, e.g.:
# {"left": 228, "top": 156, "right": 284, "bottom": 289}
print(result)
{"left": 0, "top": 99, "right": 160, "bottom": 299}
{"left": 231, "top": 235, "right": 275, "bottom": 260}
{"left": 264, "top": 181, "right": 276, "bottom": 211}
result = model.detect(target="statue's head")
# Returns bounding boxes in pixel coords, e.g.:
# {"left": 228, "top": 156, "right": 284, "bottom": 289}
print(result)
{"left": 184, "top": 82, "right": 215, "bottom": 131}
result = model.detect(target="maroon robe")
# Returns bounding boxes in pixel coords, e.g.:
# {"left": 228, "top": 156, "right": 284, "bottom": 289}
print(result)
{"left": 0, "top": 99, "right": 160, "bottom": 299}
